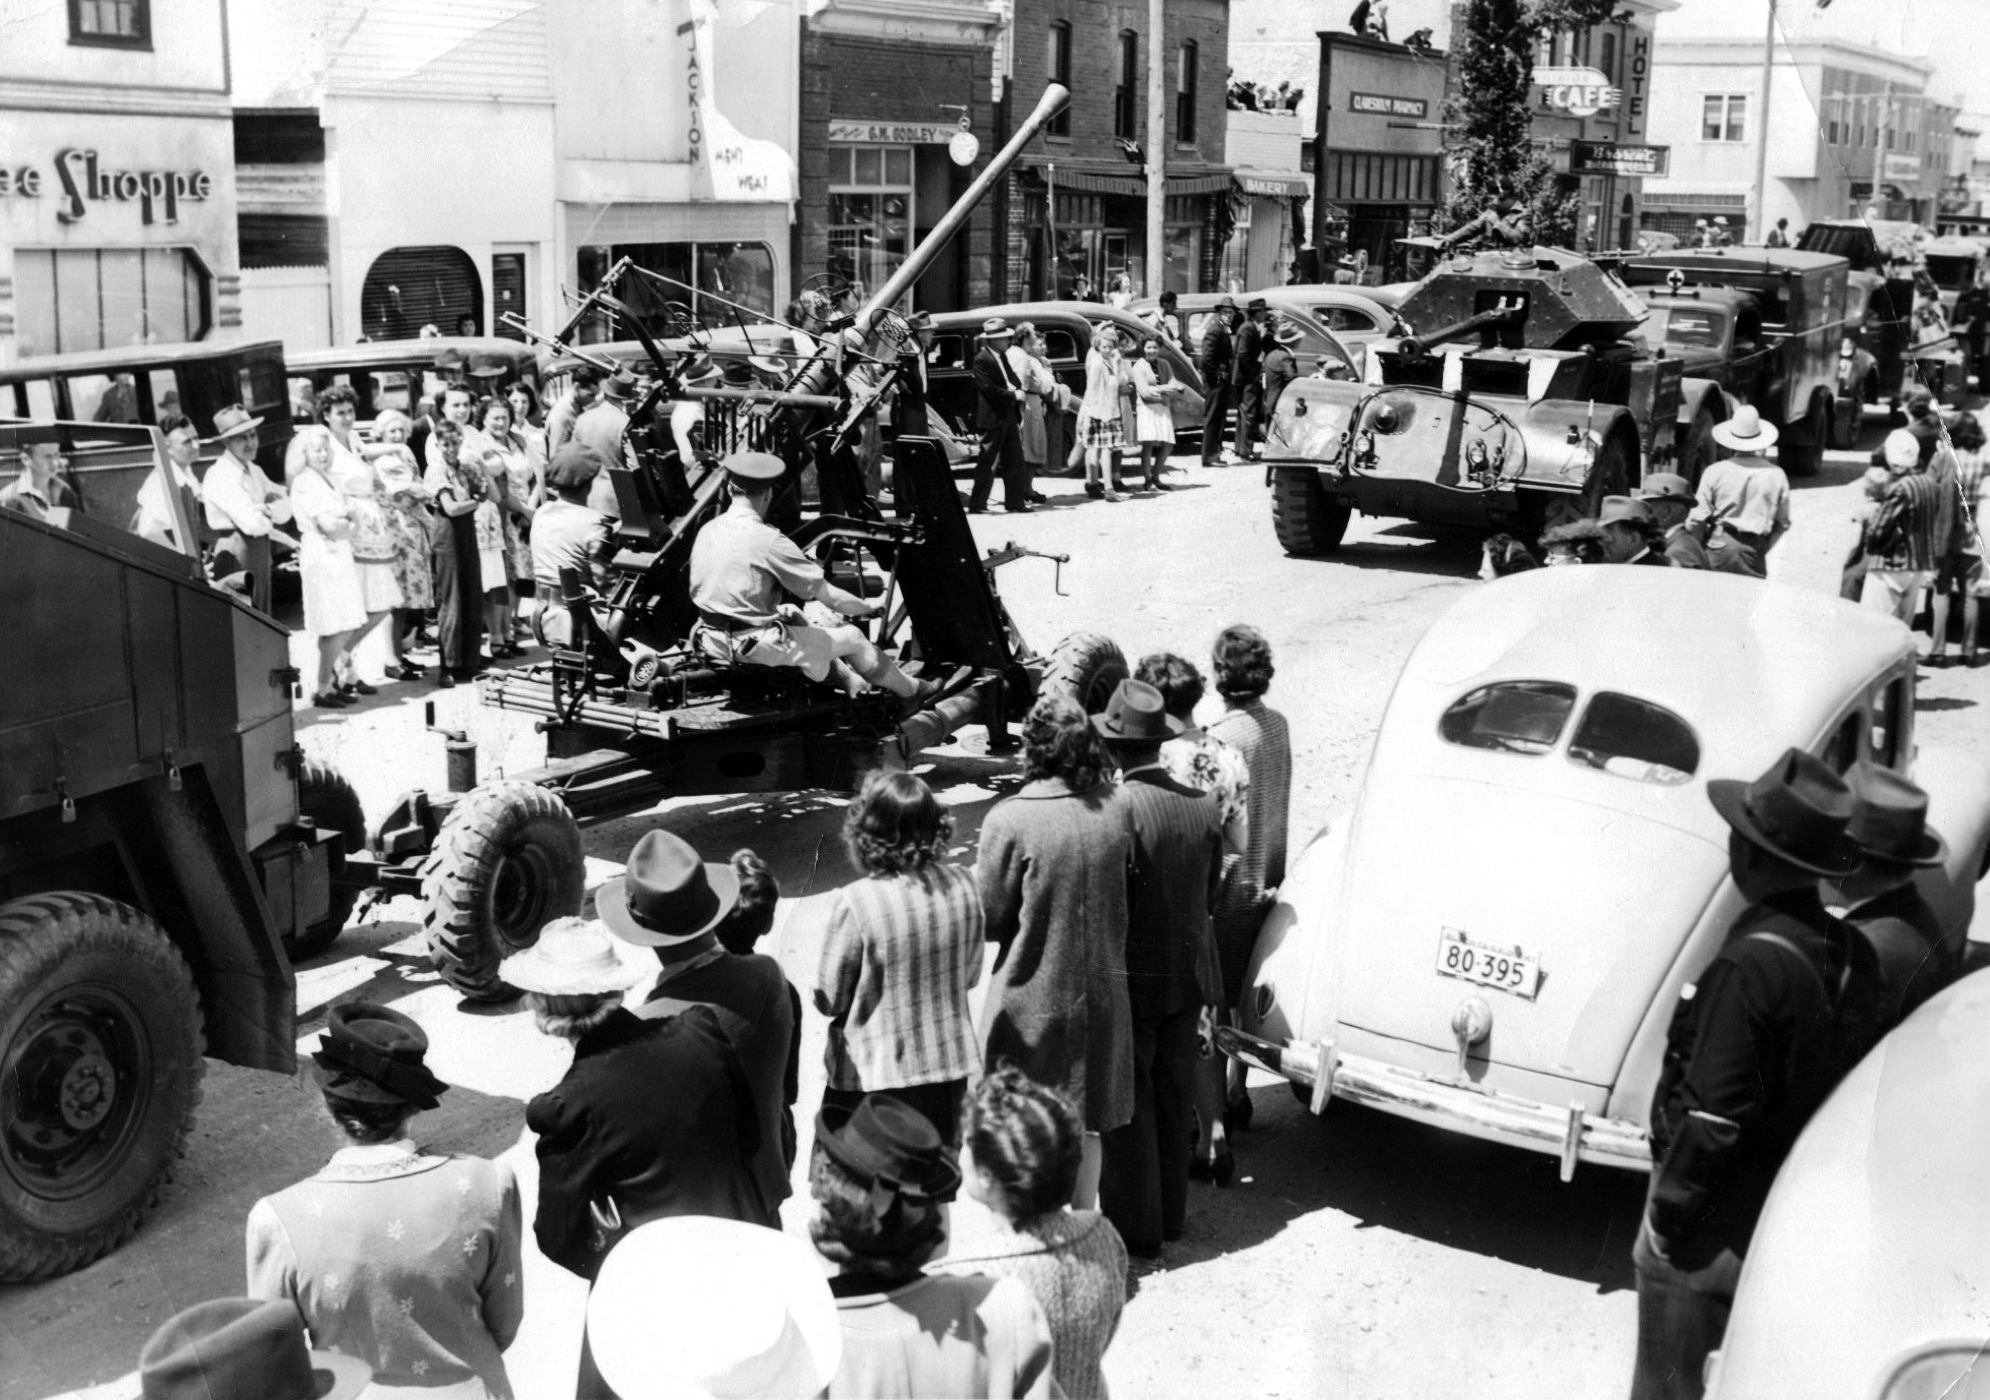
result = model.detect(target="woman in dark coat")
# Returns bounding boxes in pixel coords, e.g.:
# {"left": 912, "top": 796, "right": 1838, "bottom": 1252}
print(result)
{"left": 977, "top": 693, "right": 1134, "bottom": 1210}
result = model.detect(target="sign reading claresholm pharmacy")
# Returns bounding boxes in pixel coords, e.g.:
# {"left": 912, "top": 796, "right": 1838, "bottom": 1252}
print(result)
{"left": 829, "top": 121, "right": 961, "bottom": 145}
{"left": 0, "top": 150, "right": 211, "bottom": 225}
{"left": 1533, "top": 66, "right": 1622, "bottom": 118}
{"left": 1348, "top": 92, "right": 1428, "bottom": 119}
{"left": 1569, "top": 141, "right": 1670, "bottom": 179}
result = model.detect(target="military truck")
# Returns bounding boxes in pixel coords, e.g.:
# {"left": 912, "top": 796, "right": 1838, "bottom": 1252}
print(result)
{"left": 1262, "top": 244, "right": 1727, "bottom": 556}
{"left": 0, "top": 422, "right": 364, "bottom": 1282}
{"left": 1797, "top": 219, "right": 1918, "bottom": 419}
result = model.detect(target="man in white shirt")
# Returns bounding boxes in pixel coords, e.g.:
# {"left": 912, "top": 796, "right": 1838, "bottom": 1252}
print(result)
{"left": 204, "top": 404, "right": 297, "bottom": 612}
{"left": 130, "top": 412, "right": 207, "bottom": 554}
{"left": 0, "top": 440, "right": 81, "bottom": 522}
{"left": 1687, "top": 407, "right": 1790, "bottom": 579}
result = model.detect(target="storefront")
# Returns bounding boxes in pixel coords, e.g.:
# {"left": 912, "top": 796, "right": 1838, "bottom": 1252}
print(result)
{"left": 1015, "top": 171, "right": 1222, "bottom": 298}
{"left": 1313, "top": 32, "right": 1448, "bottom": 284}
{"left": 1225, "top": 109, "right": 1309, "bottom": 289}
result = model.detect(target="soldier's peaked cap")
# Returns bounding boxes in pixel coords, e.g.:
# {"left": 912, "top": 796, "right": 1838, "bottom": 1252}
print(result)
{"left": 723, "top": 450, "right": 786, "bottom": 483}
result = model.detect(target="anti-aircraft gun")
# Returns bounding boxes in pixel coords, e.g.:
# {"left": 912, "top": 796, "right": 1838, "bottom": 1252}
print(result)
{"left": 1260, "top": 243, "right": 1728, "bottom": 556}
{"left": 373, "top": 84, "right": 1131, "bottom": 1001}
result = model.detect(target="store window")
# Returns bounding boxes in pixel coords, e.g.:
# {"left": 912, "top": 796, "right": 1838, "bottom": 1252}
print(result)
{"left": 10, "top": 248, "right": 210, "bottom": 358}
{"left": 1176, "top": 41, "right": 1199, "bottom": 145}
{"left": 69, "top": 0, "right": 148, "bottom": 48}
{"left": 1598, "top": 31, "right": 1617, "bottom": 84}
{"left": 1047, "top": 23, "right": 1072, "bottom": 136}
{"left": 573, "top": 242, "right": 775, "bottom": 343}
{"left": 359, "top": 246, "right": 482, "bottom": 341}
{"left": 1114, "top": 32, "right": 1139, "bottom": 142}
{"left": 1701, "top": 94, "right": 1746, "bottom": 143}
{"left": 829, "top": 147, "right": 914, "bottom": 304}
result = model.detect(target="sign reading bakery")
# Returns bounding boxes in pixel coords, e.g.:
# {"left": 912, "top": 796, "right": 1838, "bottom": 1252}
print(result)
{"left": 0, "top": 150, "right": 213, "bottom": 226}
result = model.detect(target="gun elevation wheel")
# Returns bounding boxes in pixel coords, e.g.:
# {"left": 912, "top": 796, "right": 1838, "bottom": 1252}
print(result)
{"left": 422, "top": 781, "right": 586, "bottom": 1002}
{"left": 289, "top": 761, "right": 368, "bottom": 962}
{"left": 1271, "top": 468, "right": 1351, "bottom": 556}
{"left": 1042, "top": 632, "right": 1129, "bottom": 716}
{"left": 0, "top": 893, "right": 203, "bottom": 1282}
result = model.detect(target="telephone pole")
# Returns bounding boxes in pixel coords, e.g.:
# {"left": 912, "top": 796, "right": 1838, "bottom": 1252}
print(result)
{"left": 1146, "top": 0, "right": 1167, "bottom": 295}
{"left": 1752, "top": 0, "right": 1775, "bottom": 240}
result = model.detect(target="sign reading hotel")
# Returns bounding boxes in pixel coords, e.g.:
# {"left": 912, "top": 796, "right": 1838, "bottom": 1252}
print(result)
{"left": 0, "top": 150, "right": 211, "bottom": 225}
{"left": 829, "top": 121, "right": 961, "bottom": 145}
{"left": 1569, "top": 141, "right": 1670, "bottom": 178}
{"left": 1533, "top": 66, "right": 1622, "bottom": 118}
{"left": 1347, "top": 92, "right": 1428, "bottom": 119}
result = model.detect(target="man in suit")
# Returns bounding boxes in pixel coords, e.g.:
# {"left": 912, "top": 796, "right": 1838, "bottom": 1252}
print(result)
{"left": 894, "top": 309, "right": 936, "bottom": 441}
{"left": 603, "top": 829, "right": 800, "bottom": 1229}
{"left": 1633, "top": 749, "right": 1882, "bottom": 1400}
{"left": 1840, "top": 763, "right": 1958, "bottom": 1029}
{"left": 1597, "top": 496, "right": 1674, "bottom": 566}
{"left": 1637, "top": 474, "right": 1711, "bottom": 569}
{"left": 1094, "top": 680, "right": 1225, "bottom": 1258}
{"left": 1199, "top": 296, "right": 1238, "bottom": 466}
{"left": 971, "top": 317, "right": 1029, "bottom": 514}
{"left": 1232, "top": 298, "right": 1270, "bottom": 461}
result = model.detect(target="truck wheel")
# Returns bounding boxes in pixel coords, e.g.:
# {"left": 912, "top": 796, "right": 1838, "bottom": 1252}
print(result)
{"left": 0, "top": 893, "right": 203, "bottom": 1283}
{"left": 1519, "top": 434, "right": 1631, "bottom": 549}
{"left": 422, "top": 782, "right": 585, "bottom": 1001}
{"left": 290, "top": 762, "right": 367, "bottom": 962}
{"left": 1779, "top": 396, "right": 1829, "bottom": 478}
{"left": 1042, "top": 633, "right": 1129, "bottom": 716}
{"left": 1829, "top": 394, "right": 1861, "bottom": 451}
{"left": 1271, "top": 468, "right": 1350, "bottom": 556}
{"left": 1678, "top": 405, "right": 1722, "bottom": 487}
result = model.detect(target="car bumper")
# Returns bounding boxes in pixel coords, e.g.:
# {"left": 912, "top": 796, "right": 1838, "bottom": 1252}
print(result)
{"left": 1215, "top": 1026, "right": 1652, "bottom": 1180}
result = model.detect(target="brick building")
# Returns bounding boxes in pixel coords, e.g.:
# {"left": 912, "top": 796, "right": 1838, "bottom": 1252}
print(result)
{"left": 996, "top": 0, "right": 1233, "bottom": 298}
{"left": 794, "top": 1, "right": 1001, "bottom": 313}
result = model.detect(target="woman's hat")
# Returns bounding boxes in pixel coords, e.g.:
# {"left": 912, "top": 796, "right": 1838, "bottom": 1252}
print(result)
{"left": 1092, "top": 678, "right": 1186, "bottom": 745}
{"left": 140, "top": 1298, "right": 370, "bottom": 1400}
{"left": 588, "top": 1217, "right": 842, "bottom": 1400}
{"left": 309, "top": 1001, "right": 449, "bottom": 1110}
{"left": 1846, "top": 762, "right": 1947, "bottom": 867}
{"left": 816, "top": 1092, "right": 962, "bottom": 1205}
{"left": 499, "top": 916, "right": 654, "bottom": 996}
{"left": 1710, "top": 404, "right": 1779, "bottom": 453}
{"left": 212, "top": 406, "right": 265, "bottom": 440}
{"left": 598, "top": 830, "right": 741, "bottom": 947}
{"left": 1707, "top": 747, "right": 1859, "bottom": 876}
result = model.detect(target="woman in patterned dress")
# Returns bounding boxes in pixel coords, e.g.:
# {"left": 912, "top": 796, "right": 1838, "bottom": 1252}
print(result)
{"left": 320, "top": 386, "right": 405, "bottom": 693}
{"left": 1076, "top": 327, "right": 1128, "bottom": 501}
{"left": 500, "top": 382, "right": 547, "bottom": 636}
{"left": 247, "top": 1002, "right": 523, "bottom": 1398}
{"left": 1205, "top": 625, "right": 1292, "bottom": 1141}
{"left": 463, "top": 399, "right": 530, "bottom": 659}
{"left": 370, "top": 410, "right": 436, "bottom": 680}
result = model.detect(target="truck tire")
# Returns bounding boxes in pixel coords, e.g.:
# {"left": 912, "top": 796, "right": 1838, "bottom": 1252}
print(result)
{"left": 0, "top": 893, "right": 203, "bottom": 1283}
{"left": 289, "top": 761, "right": 367, "bottom": 962}
{"left": 1042, "top": 633, "right": 1129, "bottom": 716}
{"left": 1518, "top": 433, "right": 1631, "bottom": 549}
{"left": 422, "top": 782, "right": 585, "bottom": 1001}
{"left": 1778, "top": 395, "right": 1829, "bottom": 478}
{"left": 1678, "top": 404, "right": 1722, "bottom": 487}
{"left": 1271, "top": 467, "right": 1351, "bottom": 556}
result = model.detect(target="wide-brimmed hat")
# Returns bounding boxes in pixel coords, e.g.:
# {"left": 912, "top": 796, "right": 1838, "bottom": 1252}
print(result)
{"left": 816, "top": 1092, "right": 961, "bottom": 1204}
{"left": 1846, "top": 762, "right": 1947, "bottom": 867}
{"left": 309, "top": 1001, "right": 449, "bottom": 1110}
{"left": 1710, "top": 404, "right": 1779, "bottom": 453}
{"left": 212, "top": 406, "right": 265, "bottom": 440}
{"left": 599, "top": 830, "right": 741, "bottom": 947}
{"left": 748, "top": 355, "right": 791, "bottom": 380}
{"left": 1273, "top": 321, "right": 1304, "bottom": 346}
{"left": 678, "top": 354, "right": 723, "bottom": 385}
{"left": 468, "top": 361, "right": 508, "bottom": 381}
{"left": 588, "top": 1217, "right": 842, "bottom": 1400}
{"left": 1597, "top": 495, "right": 1655, "bottom": 528}
{"left": 141, "top": 1298, "right": 370, "bottom": 1400}
{"left": 980, "top": 317, "right": 1012, "bottom": 339}
{"left": 1091, "top": 678, "right": 1185, "bottom": 745}
{"left": 1636, "top": 472, "right": 1694, "bottom": 504}
{"left": 1707, "top": 747, "right": 1859, "bottom": 876}
{"left": 499, "top": 916, "right": 653, "bottom": 996}
{"left": 720, "top": 450, "right": 785, "bottom": 485}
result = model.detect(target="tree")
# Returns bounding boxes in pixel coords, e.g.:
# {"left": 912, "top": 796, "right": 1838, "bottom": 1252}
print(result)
{"left": 1442, "top": 0, "right": 1624, "bottom": 247}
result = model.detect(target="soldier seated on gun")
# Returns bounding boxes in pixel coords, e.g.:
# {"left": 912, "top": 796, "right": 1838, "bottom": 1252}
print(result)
{"left": 1439, "top": 195, "right": 1531, "bottom": 253}
{"left": 688, "top": 450, "right": 940, "bottom": 704}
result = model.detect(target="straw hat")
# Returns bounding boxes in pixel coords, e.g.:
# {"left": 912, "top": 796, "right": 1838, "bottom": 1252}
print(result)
{"left": 1709, "top": 404, "right": 1779, "bottom": 453}
{"left": 498, "top": 917, "right": 652, "bottom": 996}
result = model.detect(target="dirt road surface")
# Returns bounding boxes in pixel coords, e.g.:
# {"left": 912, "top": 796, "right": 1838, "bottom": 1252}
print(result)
{"left": 6, "top": 435, "right": 1985, "bottom": 1400}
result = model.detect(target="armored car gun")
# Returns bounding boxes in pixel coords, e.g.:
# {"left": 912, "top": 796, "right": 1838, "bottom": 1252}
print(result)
{"left": 1262, "top": 244, "right": 1727, "bottom": 556}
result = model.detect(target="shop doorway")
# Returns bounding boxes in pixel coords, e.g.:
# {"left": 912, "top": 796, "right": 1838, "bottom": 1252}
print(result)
{"left": 359, "top": 246, "right": 482, "bottom": 341}
{"left": 492, "top": 252, "right": 528, "bottom": 341}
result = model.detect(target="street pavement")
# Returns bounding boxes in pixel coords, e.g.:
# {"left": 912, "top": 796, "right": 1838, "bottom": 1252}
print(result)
{"left": 6, "top": 429, "right": 1987, "bottom": 1400}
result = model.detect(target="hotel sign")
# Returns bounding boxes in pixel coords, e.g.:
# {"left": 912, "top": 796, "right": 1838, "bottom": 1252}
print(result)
{"left": 1348, "top": 92, "right": 1428, "bottom": 119}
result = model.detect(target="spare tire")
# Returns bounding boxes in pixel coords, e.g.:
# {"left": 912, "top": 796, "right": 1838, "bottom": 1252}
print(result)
{"left": 1271, "top": 467, "right": 1351, "bottom": 556}
{"left": 422, "top": 782, "right": 585, "bottom": 1001}
{"left": 1041, "top": 632, "right": 1129, "bottom": 716}
{"left": 290, "top": 761, "right": 367, "bottom": 961}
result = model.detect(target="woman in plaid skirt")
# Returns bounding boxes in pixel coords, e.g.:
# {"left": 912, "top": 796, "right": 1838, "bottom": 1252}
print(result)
{"left": 1077, "top": 325, "right": 1129, "bottom": 502}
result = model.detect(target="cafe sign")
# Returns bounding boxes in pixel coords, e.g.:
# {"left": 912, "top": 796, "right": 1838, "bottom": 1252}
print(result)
{"left": 0, "top": 150, "right": 212, "bottom": 225}
{"left": 1533, "top": 66, "right": 1622, "bottom": 119}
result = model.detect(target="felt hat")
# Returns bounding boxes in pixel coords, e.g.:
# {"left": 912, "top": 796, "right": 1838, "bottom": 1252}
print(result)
{"left": 468, "top": 361, "right": 508, "bottom": 381}
{"left": 1596, "top": 495, "right": 1655, "bottom": 528}
{"left": 1636, "top": 472, "right": 1694, "bottom": 504}
{"left": 720, "top": 358, "right": 758, "bottom": 386}
{"left": 1092, "top": 678, "right": 1186, "bottom": 744}
{"left": 432, "top": 349, "right": 467, "bottom": 371}
{"left": 1214, "top": 295, "right": 1238, "bottom": 311}
{"left": 1273, "top": 320, "right": 1305, "bottom": 346}
{"left": 140, "top": 1299, "right": 370, "bottom": 1400}
{"left": 546, "top": 442, "right": 608, "bottom": 491}
{"left": 309, "top": 1001, "right": 449, "bottom": 1110}
{"left": 499, "top": 916, "right": 653, "bottom": 996}
{"left": 1846, "top": 762, "right": 1947, "bottom": 867}
{"left": 1707, "top": 747, "right": 1859, "bottom": 877}
{"left": 598, "top": 830, "right": 741, "bottom": 947}
{"left": 907, "top": 309, "right": 935, "bottom": 329}
{"left": 748, "top": 355, "right": 792, "bottom": 380}
{"left": 1710, "top": 404, "right": 1779, "bottom": 453}
{"left": 587, "top": 1217, "right": 842, "bottom": 1400}
{"left": 1246, "top": 297, "right": 1269, "bottom": 312}
{"left": 981, "top": 317, "right": 1013, "bottom": 339}
{"left": 679, "top": 354, "right": 723, "bottom": 385}
{"left": 815, "top": 1092, "right": 962, "bottom": 1204}
{"left": 212, "top": 405, "right": 265, "bottom": 440}
{"left": 719, "top": 450, "right": 785, "bottom": 485}
{"left": 601, "top": 370, "right": 637, "bottom": 400}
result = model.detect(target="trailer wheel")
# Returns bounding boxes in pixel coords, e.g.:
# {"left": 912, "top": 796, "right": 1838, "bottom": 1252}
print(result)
{"left": 289, "top": 761, "right": 367, "bottom": 962}
{"left": 1271, "top": 468, "right": 1351, "bottom": 556}
{"left": 0, "top": 893, "right": 203, "bottom": 1283}
{"left": 1778, "top": 394, "right": 1829, "bottom": 478}
{"left": 1042, "top": 633, "right": 1129, "bottom": 717}
{"left": 1518, "top": 433, "right": 1631, "bottom": 549}
{"left": 422, "top": 782, "right": 585, "bottom": 1001}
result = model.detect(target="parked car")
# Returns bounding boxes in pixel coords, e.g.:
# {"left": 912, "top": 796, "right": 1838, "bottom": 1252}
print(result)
{"left": 1917, "top": 235, "right": 1989, "bottom": 315}
{"left": 1222, "top": 567, "right": 1990, "bottom": 1179}
{"left": 1130, "top": 287, "right": 1377, "bottom": 370}
{"left": 1704, "top": 966, "right": 1990, "bottom": 1399}
{"left": 287, "top": 336, "right": 541, "bottom": 425}
{"left": 1800, "top": 220, "right": 1919, "bottom": 416}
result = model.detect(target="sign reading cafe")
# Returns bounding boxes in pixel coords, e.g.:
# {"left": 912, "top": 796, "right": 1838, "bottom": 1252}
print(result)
{"left": 0, "top": 150, "right": 212, "bottom": 225}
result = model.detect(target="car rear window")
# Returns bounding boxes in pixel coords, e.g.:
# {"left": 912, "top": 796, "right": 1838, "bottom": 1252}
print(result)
{"left": 1567, "top": 692, "right": 1699, "bottom": 785}
{"left": 1439, "top": 682, "right": 1577, "bottom": 755}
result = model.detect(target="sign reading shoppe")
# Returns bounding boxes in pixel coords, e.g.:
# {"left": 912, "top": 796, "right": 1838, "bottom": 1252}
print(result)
{"left": 0, "top": 149, "right": 212, "bottom": 225}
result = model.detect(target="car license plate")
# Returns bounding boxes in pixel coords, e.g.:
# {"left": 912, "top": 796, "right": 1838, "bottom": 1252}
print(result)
{"left": 1435, "top": 928, "right": 1541, "bottom": 999}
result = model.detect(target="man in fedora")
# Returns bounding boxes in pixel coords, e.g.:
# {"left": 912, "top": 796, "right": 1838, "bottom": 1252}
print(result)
{"left": 1839, "top": 762, "right": 1958, "bottom": 1027}
{"left": 546, "top": 364, "right": 601, "bottom": 454}
{"left": 138, "top": 1297, "right": 370, "bottom": 1400}
{"left": 1636, "top": 473, "right": 1710, "bottom": 569}
{"left": 1232, "top": 297, "right": 1272, "bottom": 461}
{"left": 1689, "top": 406, "right": 1790, "bottom": 579}
{"left": 1597, "top": 496, "right": 1674, "bottom": 566}
{"left": 203, "top": 404, "right": 298, "bottom": 612}
{"left": 605, "top": 829, "right": 799, "bottom": 1228}
{"left": 575, "top": 369, "right": 637, "bottom": 520}
{"left": 971, "top": 318, "right": 1030, "bottom": 513}
{"left": 1093, "top": 679, "right": 1224, "bottom": 1256}
{"left": 893, "top": 309, "right": 937, "bottom": 441}
{"left": 1199, "top": 296, "right": 1239, "bottom": 465}
{"left": 1634, "top": 748, "right": 1882, "bottom": 1400}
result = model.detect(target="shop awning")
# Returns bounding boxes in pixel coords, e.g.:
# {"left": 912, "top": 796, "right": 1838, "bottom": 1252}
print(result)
{"left": 1019, "top": 161, "right": 1235, "bottom": 198}
{"left": 1234, "top": 169, "right": 1310, "bottom": 198}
